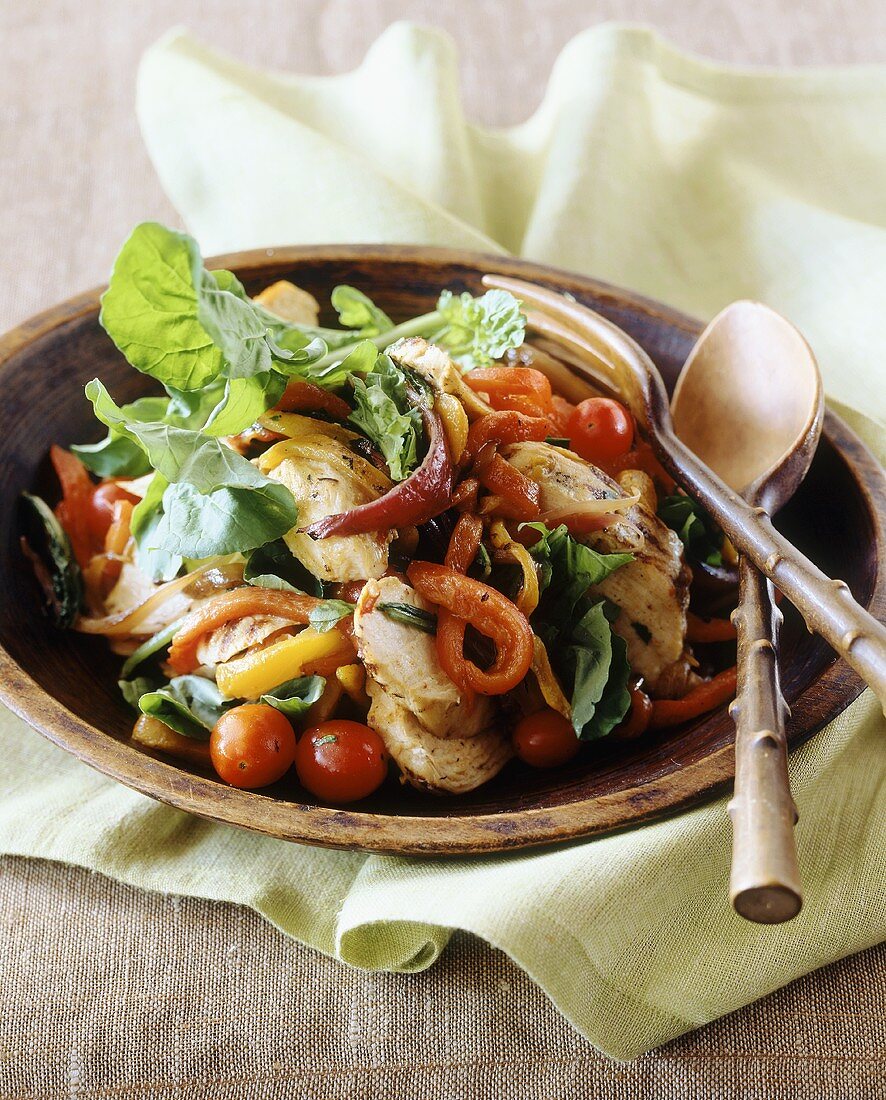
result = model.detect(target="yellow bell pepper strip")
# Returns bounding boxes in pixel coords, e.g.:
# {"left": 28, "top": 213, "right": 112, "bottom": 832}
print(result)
{"left": 335, "top": 663, "right": 370, "bottom": 708}
{"left": 215, "top": 627, "right": 352, "bottom": 700}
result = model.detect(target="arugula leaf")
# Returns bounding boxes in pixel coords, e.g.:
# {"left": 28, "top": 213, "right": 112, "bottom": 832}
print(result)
{"left": 260, "top": 674, "right": 326, "bottom": 718}
{"left": 308, "top": 600, "right": 356, "bottom": 633}
{"left": 432, "top": 288, "right": 526, "bottom": 368}
{"left": 100, "top": 223, "right": 227, "bottom": 390}
{"left": 566, "top": 601, "right": 632, "bottom": 740}
{"left": 132, "top": 675, "right": 233, "bottom": 739}
{"left": 89, "top": 381, "right": 298, "bottom": 564}
{"left": 658, "top": 494, "right": 724, "bottom": 567}
{"left": 348, "top": 354, "right": 423, "bottom": 480}
{"left": 119, "top": 675, "right": 156, "bottom": 709}
{"left": 331, "top": 285, "right": 393, "bottom": 337}
{"left": 151, "top": 481, "right": 299, "bottom": 560}
{"left": 244, "top": 539, "right": 324, "bottom": 596}
{"left": 524, "top": 522, "right": 633, "bottom": 638}
{"left": 72, "top": 395, "right": 169, "bottom": 477}
{"left": 130, "top": 472, "right": 182, "bottom": 581}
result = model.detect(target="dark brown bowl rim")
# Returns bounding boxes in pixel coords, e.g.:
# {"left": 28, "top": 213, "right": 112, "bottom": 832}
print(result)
{"left": 1, "top": 244, "right": 883, "bottom": 855}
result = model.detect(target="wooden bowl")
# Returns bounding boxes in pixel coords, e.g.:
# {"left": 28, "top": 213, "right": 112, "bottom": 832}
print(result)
{"left": 1, "top": 247, "right": 883, "bottom": 855}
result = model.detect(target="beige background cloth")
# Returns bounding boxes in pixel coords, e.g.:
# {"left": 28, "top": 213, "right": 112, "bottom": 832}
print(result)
{"left": 1, "top": 2, "right": 884, "bottom": 1096}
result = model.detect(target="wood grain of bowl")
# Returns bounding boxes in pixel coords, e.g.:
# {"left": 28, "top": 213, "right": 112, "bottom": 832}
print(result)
{"left": 1, "top": 246, "right": 883, "bottom": 855}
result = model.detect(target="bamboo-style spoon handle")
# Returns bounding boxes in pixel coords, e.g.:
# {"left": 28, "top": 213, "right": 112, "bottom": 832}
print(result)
{"left": 663, "top": 434, "right": 886, "bottom": 708}
{"left": 728, "top": 556, "right": 802, "bottom": 922}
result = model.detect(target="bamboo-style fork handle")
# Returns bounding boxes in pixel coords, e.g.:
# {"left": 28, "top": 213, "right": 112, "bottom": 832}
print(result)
{"left": 729, "top": 556, "right": 802, "bottom": 922}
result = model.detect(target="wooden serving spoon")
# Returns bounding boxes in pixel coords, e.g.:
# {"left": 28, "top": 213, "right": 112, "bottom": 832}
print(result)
{"left": 672, "top": 302, "right": 824, "bottom": 923}
{"left": 482, "top": 276, "right": 886, "bottom": 703}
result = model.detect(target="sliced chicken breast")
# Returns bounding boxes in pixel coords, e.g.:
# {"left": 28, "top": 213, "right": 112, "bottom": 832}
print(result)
{"left": 264, "top": 426, "right": 394, "bottom": 583}
{"left": 503, "top": 441, "right": 691, "bottom": 695}
{"left": 353, "top": 577, "right": 511, "bottom": 793}
{"left": 388, "top": 337, "right": 493, "bottom": 419}
{"left": 194, "top": 614, "right": 295, "bottom": 669}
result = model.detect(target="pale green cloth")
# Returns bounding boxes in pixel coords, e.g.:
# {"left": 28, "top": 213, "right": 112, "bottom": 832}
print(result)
{"left": 1, "top": 24, "right": 884, "bottom": 1060}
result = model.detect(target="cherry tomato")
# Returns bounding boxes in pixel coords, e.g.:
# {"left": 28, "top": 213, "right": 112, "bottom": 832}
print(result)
{"left": 210, "top": 704, "right": 296, "bottom": 789}
{"left": 295, "top": 720, "right": 388, "bottom": 803}
{"left": 88, "top": 483, "right": 140, "bottom": 541}
{"left": 567, "top": 398, "right": 634, "bottom": 465}
{"left": 512, "top": 709, "right": 580, "bottom": 768}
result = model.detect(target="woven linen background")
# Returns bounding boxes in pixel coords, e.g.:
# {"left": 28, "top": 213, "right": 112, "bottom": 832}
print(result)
{"left": 1, "top": 2, "right": 884, "bottom": 1098}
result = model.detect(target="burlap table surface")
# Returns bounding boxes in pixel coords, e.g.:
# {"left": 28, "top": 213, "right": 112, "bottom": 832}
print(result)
{"left": 1, "top": 2, "right": 884, "bottom": 1097}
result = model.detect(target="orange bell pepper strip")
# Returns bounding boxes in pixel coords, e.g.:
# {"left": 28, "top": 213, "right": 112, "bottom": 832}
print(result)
{"left": 450, "top": 477, "right": 481, "bottom": 512}
{"left": 168, "top": 587, "right": 325, "bottom": 674}
{"left": 407, "top": 562, "right": 534, "bottom": 696}
{"left": 649, "top": 667, "right": 737, "bottom": 729}
{"left": 686, "top": 611, "right": 737, "bottom": 644}
{"left": 444, "top": 513, "right": 483, "bottom": 574}
{"left": 463, "top": 410, "right": 549, "bottom": 463}
{"left": 50, "top": 445, "right": 95, "bottom": 567}
{"left": 276, "top": 379, "right": 352, "bottom": 420}
{"left": 464, "top": 367, "right": 553, "bottom": 416}
{"left": 477, "top": 453, "right": 541, "bottom": 520}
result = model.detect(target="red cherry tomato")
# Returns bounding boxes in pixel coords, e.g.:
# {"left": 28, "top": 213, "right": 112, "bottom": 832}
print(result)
{"left": 512, "top": 709, "right": 580, "bottom": 768}
{"left": 88, "top": 483, "right": 140, "bottom": 541}
{"left": 210, "top": 704, "right": 296, "bottom": 789}
{"left": 295, "top": 720, "right": 388, "bottom": 803}
{"left": 567, "top": 398, "right": 634, "bottom": 465}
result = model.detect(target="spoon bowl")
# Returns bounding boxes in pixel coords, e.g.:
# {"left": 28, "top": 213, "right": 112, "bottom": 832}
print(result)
{"left": 672, "top": 301, "right": 824, "bottom": 511}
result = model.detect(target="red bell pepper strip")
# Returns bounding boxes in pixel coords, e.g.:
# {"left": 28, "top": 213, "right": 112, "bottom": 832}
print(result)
{"left": 168, "top": 587, "right": 325, "bottom": 674}
{"left": 276, "top": 379, "right": 352, "bottom": 420}
{"left": 50, "top": 445, "right": 94, "bottom": 568}
{"left": 478, "top": 453, "right": 541, "bottom": 520}
{"left": 649, "top": 667, "right": 737, "bottom": 729}
{"left": 408, "top": 562, "right": 533, "bottom": 696}
{"left": 304, "top": 403, "right": 454, "bottom": 538}
{"left": 464, "top": 367, "right": 553, "bottom": 416}
{"left": 464, "top": 410, "right": 548, "bottom": 463}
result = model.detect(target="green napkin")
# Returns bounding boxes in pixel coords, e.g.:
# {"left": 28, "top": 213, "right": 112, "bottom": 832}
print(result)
{"left": 2, "top": 24, "right": 884, "bottom": 1060}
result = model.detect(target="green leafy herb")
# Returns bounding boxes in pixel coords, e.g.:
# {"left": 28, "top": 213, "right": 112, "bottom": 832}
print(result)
{"left": 473, "top": 542, "right": 492, "bottom": 580}
{"left": 119, "top": 618, "right": 185, "bottom": 679}
{"left": 331, "top": 285, "right": 393, "bottom": 337}
{"left": 432, "top": 288, "right": 526, "bottom": 368}
{"left": 545, "top": 436, "right": 570, "bottom": 448}
{"left": 308, "top": 600, "right": 356, "bottom": 633}
{"left": 314, "top": 734, "right": 338, "bottom": 747}
{"left": 86, "top": 380, "right": 298, "bottom": 563}
{"left": 244, "top": 539, "right": 324, "bottom": 596}
{"left": 523, "top": 522, "right": 633, "bottom": 637}
{"left": 378, "top": 602, "right": 438, "bottom": 634}
{"left": 129, "top": 473, "right": 182, "bottom": 581}
{"left": 307, "top": 288, "right": 526, "bottom": 375}
{"left": 566, "top": 601, "right": 632, "bottom": 740}
{"left": 522, "top": 522, "right": 633, "bottom": 741}
{"left": 658, "top": 493, "right": 724, "bottom": 567}
{"left": 71, "top": 395, "right": 168, "bottom": 477}
{"left": 119, "top": 675, "right": 156, "bottom": 709}
{"left": 133, "top": 674, "right": 233, "bottom": 739}
{"left": 348, "top": 354, "right": 423, "bottom": 480}
{"left": 260, "top": 674, "right": 326, "bottom": 718}
{"left": 20, "top": 493, "right": 83, "bottom": 627}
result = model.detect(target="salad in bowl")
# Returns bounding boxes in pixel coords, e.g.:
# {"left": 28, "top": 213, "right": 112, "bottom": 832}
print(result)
{"left": 22, "top": 223, "right": 737, "bottom": 804}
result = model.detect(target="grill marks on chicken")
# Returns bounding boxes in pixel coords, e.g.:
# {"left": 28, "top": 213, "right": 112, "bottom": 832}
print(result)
{"left": 353, "top": 577, "right": 512, "bottom": 793}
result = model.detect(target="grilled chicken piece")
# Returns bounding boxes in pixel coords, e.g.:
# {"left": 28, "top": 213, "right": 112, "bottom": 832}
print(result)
{"left": 254, "top": 280, "right": 320, "bottom": 325}
{"left": 353, "top": 577, "right": 512, "bottom": 793}
{"left": 388, "top": 337, "right": 493, "bottom": 419}
{"left": 194, "top": 615, "right": 295, "bottom": 669}
{"left": 503, "top": 441, "right": 691, "bottom": 695}
{"left": 264, "top": 424, "right": 394, "bottom": 583}
{"left": 104, "top": 563, "right": 195, "bottom": 637}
